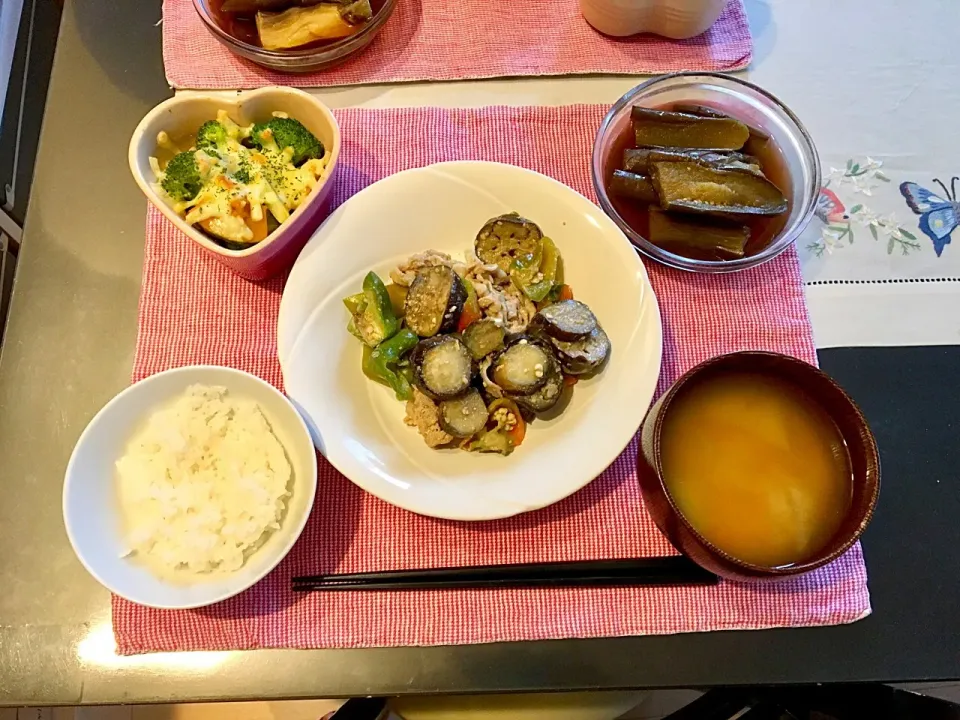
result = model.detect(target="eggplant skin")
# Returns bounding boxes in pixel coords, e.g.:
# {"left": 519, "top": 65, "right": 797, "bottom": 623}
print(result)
{"left": 530, "top": 300, "right": 598, "bottom": 342}
{"left": 404, "top": 266, "right": 466, "bottom": 337}
{"left": 410, "top": 335, "right": 475, "bottom": 401}
{"left": 549, "top": 326, "right": 611, "bottom": 376}
{"left": 475, "top": 213, "right": 544, "bottom": 272}
{"left": 609, "top": 170, "right": 659, "bottom": 204}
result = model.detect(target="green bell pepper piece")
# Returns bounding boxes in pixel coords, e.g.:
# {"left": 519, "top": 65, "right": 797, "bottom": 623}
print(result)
{"left": 346, "top": 272, "right": 400, "bottom": 347}
{"left": 523, "top": 237, "right": 561, "bottom": 302}
{"left": 362, "top": 329, "right": 419, "bottom": 401}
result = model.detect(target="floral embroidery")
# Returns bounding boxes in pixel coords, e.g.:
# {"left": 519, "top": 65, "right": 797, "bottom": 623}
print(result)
{"left": 808, "top": 157, "right": 922, "bottom": 257}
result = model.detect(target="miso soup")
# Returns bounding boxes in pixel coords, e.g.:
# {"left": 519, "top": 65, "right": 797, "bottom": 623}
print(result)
{"left": 660, "top": 371, "right": 853, "bottom": 568}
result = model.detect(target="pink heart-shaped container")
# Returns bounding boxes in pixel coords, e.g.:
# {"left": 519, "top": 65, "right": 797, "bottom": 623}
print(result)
{"left": 128, "top": 87, "right": 341, "bottom": 281}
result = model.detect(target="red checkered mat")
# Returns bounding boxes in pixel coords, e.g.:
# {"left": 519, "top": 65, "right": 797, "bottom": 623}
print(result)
{"left": 114, "top": 106, "right": 870, "bottom": 654}
{"left": 161, "top": 0, "right": 752, "bottom": 89}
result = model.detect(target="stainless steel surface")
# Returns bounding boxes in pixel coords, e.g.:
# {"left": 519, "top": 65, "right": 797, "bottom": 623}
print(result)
{"left": 2, "top": 0, "right": 959, "bottom": 708}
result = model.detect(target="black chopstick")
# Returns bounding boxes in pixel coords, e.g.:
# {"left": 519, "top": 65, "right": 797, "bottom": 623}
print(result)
{"left": 292, "top": 556, "right": 718, "bottom": 592}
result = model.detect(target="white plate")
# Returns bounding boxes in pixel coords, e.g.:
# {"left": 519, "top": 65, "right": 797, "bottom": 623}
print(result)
{"left": 63, "top": 365, "right": 318, "bottom": 609}
{"left": 278, "top": 161, "right": 662, "bottom": 521}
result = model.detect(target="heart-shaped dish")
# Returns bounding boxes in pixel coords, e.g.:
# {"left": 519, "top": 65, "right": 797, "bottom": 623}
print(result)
{"left": 128, "top": 87, "right": 341, "bottom": 281}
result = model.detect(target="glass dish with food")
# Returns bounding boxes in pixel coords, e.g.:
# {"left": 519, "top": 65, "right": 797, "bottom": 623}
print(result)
{"left": 341, "top": 214, "right": 612, "bottom": 457}
{"left": 193, "top": 0, "right": 397, "bottom": 72}
{"left": 593, "top": 72, "right": 821, "bottom": 273}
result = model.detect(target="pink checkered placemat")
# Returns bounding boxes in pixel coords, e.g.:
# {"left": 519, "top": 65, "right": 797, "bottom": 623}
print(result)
{"left": 162, "top": 0, "right": 752, "bottom": 89}
{"left": 113, "top": 105, "right": 870, "bottom": 655}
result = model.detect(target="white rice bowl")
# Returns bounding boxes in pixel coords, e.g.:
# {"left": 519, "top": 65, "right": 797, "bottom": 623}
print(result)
{"left": 63, "top": 366, "right": 317, "bottom": 609}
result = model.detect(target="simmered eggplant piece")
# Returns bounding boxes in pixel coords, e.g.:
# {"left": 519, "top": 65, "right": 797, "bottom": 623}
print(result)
{"left": 549, "top": 326, "right": 612, "bottom": 376}
{"left": 650, "top": 161, "right": 788, "bottom": 216}
{"left": 531, "top": 300, "right": 597, "bottom": 342}
{"left": 404, "top": 266, "right": 466, "bottom": 337}
{"left": 670, "top": 103, "right": 730, "bottom": 119}
{"left": 411, "top": 335, "right": 475, "bottom": 400}
{"left": 475, "top": 213, "right": 543, "bottom": 272}
{"left": 492, "top": 338, "right": 552, "bottom": 395}
{"left": 510, "top": 350, "right": 564, "bottom": 413}
{"left": 438, "top": 389, "right": 489, "bottom": 438}
{"left": 647, "top": 207, "right": 750, "bottom": 260}
{"left": 631, "top": 107, "right": 749, "bottom": 150}
{"left": 221, "top": 0, "right": 322, "bottom": 12}
{"left": 609, "top": 170, "right": 659, "bottom": 203}
{"left": 462, "top": 318, "right": 506, "bottom": 360}
{"left": 622, "top": 148, "right": 761, "bottom": 176}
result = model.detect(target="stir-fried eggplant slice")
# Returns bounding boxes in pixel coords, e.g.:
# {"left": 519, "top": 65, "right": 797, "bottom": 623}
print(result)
{"left": 609, "top": 170, "right": 659, "bottom": 203}
{"left": 531, "top": 300, "right": 598, "bottom": 342}
{"left": 492, "top": 338, "right": 552, "bottom": 395}
{"left": 622, "top": 148, "right": 761, "bottom": 176}
{"left": 475, "top": 213, "right": 544, "bottom": 272}
{"left": 631, "top": 107, "right": 749, "bottom": 150}
{"left": 549, "top": 326, "right": 612, "bottom": 376}
{"left": 438, "top": 389, "right": 489, "bottom": 438}
{"left": 510, "top": 351, "right": 564, "bottom": 413}
{"left": 404, "top": 266, "right": 466, "bottom": 337}
{"left": 647, "top": 207, "right": 750, "bottom": 260}
{"left": 462, "top": 318, "right": 506, "bottom": 360}
{"left": 411, "top": 335, "right": 475, "bottom": 401}
{"left": 650, "top": 161, "right": 788, "bottom": 216}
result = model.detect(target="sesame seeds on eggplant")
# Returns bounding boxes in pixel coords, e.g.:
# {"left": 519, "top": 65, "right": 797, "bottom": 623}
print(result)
{"left": 404, "top": 266, "right": 466, "bottom": 338}
{"left": 411, "top": 335, "right": 475, "bottom": 401}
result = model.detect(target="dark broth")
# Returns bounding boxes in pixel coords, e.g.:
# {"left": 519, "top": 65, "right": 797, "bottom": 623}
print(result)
{"left": 210, "top": 0, "right": 386, "bottom": 49}
{"left": 604, "top": 102, "right": 793, "bottom": 260}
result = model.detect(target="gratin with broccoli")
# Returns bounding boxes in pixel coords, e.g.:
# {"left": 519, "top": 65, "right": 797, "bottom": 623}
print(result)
{"left": 150, "top": 111, "right": 328, "bottom": 249}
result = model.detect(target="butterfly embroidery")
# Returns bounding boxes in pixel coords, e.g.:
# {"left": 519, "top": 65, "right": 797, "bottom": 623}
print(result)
{"left": 899, "top": 177, "right": 959, "bottom": 257}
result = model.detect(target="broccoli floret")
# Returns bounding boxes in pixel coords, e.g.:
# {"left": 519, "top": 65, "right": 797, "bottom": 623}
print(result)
{"left": 196, "top": 120, "right": 228, "bottom": 154}
{"left": 161, "top": 151, "right": 202, "bottom": 201}
{"left": 250, "top": 118, "right": 324, "bottom": 167}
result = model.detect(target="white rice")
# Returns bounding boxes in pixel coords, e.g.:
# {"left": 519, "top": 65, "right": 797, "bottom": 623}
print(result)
{"left": 116, "top": 384, "right": 292, "bottom": 575}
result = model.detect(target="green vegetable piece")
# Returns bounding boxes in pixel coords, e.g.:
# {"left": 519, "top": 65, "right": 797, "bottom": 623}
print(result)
{"left": 523, "top": 236, "right": 561, "bottom": 302}
{"left": 161, "top": 151, "right": 203, "bottom": 201}
{"left": 466, "top": 427, "right": 514, "bottom": 456}
{"left": 343, "top": 292, "right": 366, "bottom": 315}
{"left": 196, "top": 120, "right": 229, "bottom": 153}
{"left": 250, "top": 117, "right": 324, "bottom": 167}
{"left": 347, "top": 272, "right": 400, "bottom": 347}
{"left": 631, "top": 106, "right": 749, "bottom": 150}
{"left": 362, "top": 329, "right": 419, "bottom": 401}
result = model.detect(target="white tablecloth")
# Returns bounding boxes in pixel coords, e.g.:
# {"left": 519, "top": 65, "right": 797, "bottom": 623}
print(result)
{"left": 183, "top": 0, "right": 960, "bottom": 347}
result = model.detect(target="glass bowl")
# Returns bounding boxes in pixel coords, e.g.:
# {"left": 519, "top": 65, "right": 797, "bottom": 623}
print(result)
{"left": 592, "top": 72, "right": 821, "bottom": 274}
{"left": 192, "top": 0, "right": 397, "bottom": 73}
